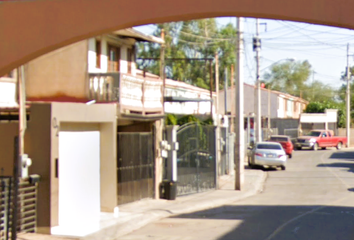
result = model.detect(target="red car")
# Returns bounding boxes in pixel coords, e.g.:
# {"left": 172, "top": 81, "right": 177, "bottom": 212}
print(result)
{"left": 268, "top": 135, "right": 293, "bottom": 158}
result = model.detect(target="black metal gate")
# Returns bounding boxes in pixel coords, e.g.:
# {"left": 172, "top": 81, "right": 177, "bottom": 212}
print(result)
{"left": 176, "top": 123, "right": 216, "bottom": 196}
{"left": 0, "top": 176, "right": 38, "bottom": 240}
{"left": 117, "top": 133, "right": 154, "bottom": 205}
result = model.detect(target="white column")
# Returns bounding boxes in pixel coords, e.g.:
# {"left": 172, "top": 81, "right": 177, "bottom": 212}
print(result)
{"left": 235, "top": 17, "right": 245, "bottom": 190}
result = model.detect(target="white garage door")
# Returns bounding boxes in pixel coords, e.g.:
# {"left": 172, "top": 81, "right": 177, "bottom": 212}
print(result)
{"left": 57, "top": 131, "right": 100, "bottom": 236}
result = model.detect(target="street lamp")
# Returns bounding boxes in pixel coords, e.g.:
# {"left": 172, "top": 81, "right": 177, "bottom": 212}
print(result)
{"left": 255, "top": 58, "right": 295, "bottom": 143}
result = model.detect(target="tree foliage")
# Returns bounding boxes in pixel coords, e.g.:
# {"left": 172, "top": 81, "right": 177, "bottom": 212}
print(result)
{"left": 165, "top": 114, "right": 213, "bottom": 125}
{"left": 263, "top": 60, "right": 311, "bottom": 97}
{"left": 263, "top": 60, "right": 337, "bottom": 103}
{"left": 304, "top": 101, "right": 345, "bottom": 128}
{"left": 136, "top": 19, "right": 237, "bottom": 90}
{"left": 303, "top": 80, "right": 337, "bottom": 103}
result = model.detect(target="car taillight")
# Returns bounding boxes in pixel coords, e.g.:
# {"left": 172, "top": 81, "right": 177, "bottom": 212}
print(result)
{"left": 255, "top": 153, "right": 263, "bottom": 157}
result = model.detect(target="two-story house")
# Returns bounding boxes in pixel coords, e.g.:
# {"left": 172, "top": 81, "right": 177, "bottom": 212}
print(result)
{"left": 0, "top": 29, "right": 167, "bottom": 237}
{"left": 219, "top": 83, "right": 308, "bottom": 138}
{"left": 0, "top": 27, "right": 220, "bottom": 238}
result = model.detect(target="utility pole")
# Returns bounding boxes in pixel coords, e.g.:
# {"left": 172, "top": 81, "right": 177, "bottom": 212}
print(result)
{"left": 235, "top": 17, "right": 244, "bottom": 190}
{"left": 254, "top": 19, "right": 262, "bottom": 143}
{"left": 210, "top": 60, "right": 213, "bottom": 118}
{"left": 160, "top": 29, "right": 165, "bottom": 112}
{"left": 224, "top": 68, "right": 228, "bottom": 115}
{"left": 230, "top": 64, "right": 235, "bottom": 132}
{"left": 346, "top": 43, "right": 351, "bottom": 148}
{"left": 215, "top": 53, "right": 220, "bottom": 185}
{"left": 215, "top": 53, "right": 219, "bottom": 121}
{"left": 268, "top": 86, "right": 271, "bottom": 134}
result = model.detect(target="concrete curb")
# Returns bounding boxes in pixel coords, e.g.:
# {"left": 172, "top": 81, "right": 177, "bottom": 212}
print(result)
{"left": 82, "top": 170, "right": 268, "bottom": 240}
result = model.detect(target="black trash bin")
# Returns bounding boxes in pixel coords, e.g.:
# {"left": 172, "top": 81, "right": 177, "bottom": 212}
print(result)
{"left": 163, "top": 181, "right": 177, "bottom": 200}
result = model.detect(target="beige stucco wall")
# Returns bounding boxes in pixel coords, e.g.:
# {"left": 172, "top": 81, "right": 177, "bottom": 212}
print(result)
{"left": 0, "top": 123, "right": 18, "bottom": 176}
{"left": 25, "top": 41, "right": 88, "bottom": 101}
{"left": 49, "top": 102, "right": 117, "bottom": 230}
{"left": 0, "top": 102, "right": 117, "bottom": 233}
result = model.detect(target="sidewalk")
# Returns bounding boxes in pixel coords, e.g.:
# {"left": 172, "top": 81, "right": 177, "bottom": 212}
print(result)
{"left": 18, "top": 168, "right": 267, "bottom": 240}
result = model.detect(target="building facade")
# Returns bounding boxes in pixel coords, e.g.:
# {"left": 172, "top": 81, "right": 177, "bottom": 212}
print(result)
{"left": 0, "top": 29, "right": 167, "bottom": 236}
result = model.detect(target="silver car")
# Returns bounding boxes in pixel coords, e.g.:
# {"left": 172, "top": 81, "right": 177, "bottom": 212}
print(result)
{"left": 247, "top": 142, "right": 287, "bottom": 170}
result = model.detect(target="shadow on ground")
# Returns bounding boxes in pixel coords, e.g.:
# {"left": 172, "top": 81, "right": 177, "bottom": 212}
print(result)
{"left": 246, "top": 165, "right": 279, "bottom": 172}
{"left": 317, "top": 151, "right": 354, "bottom": 176}
{"left": 168, "top": 204, "right": 354, "bottom": 240}
{"left": 329, "top": 151, "right": 354, "bottom": 160}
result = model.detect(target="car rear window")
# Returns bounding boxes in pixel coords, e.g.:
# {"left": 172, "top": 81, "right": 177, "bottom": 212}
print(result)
{"left": 270, "top": 137, "right": 288, "bottom": 142}
{"left": 257, "top": 144, "right": 282, "bottom": 150}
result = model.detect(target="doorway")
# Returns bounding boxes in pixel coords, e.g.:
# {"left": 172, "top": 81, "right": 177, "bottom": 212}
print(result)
{"left": 57, "top": 131, "right": 100, "bottom": 236}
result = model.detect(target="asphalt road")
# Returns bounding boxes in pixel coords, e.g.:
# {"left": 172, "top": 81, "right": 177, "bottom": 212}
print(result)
{"left": 119, "top": 148, "right": 354, "bottom": 240}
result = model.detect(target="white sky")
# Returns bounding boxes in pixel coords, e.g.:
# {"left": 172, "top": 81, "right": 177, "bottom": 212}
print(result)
{"left": 135, "top": 17, "right": 354, "bottom": 90}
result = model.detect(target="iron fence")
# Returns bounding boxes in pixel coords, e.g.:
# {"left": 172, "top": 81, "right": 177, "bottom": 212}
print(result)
{"left": 117, "top": 133, "right": 154, "bottom": 205}
{"left": 0, "top": 177, "right": 38, "bottom": 240}
{"left": 176, "top": 123, "right": 216, "bottom": 196}
{"left": 0, "top": 177, "right": 11, "bottom": 240}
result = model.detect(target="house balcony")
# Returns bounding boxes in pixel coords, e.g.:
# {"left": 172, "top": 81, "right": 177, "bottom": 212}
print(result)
{"left": 88, "top": 72, "right": 164, "bottom": 118}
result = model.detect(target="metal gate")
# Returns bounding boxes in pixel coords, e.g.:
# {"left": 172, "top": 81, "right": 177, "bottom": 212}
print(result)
{"left": 0, "top": 176, "right": 38, "bottom": 240}
{"left": 117, "top": 133, "right": 154, "bottom": 205}
{"left": 220, "top": 127, "right": 228, "bottom": 175}
{"left": 176, "top": 123, "right": 216, "bottom": 196}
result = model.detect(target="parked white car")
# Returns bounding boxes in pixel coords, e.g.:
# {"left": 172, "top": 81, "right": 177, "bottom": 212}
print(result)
{"left": 247, "top": 142, "right": 287, "bottom": 170}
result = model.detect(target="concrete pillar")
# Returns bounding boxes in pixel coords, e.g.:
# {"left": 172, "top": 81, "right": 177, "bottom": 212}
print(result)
{"left": 154, "top": 119, "right": 164, "bottom": 199}
{"left": 166, "top": 125, "right": 178, "bottom": 182}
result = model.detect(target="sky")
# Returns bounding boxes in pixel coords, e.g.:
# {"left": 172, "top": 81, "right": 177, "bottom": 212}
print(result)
{"left": 135, "top": 17, "right": 354, "bottom": 90}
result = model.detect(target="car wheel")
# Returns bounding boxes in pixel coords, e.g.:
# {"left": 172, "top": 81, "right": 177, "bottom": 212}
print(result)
{"left": 280, "top": 165, "right": 286, "bottom": 170}
{"left": 321, "top": 147, "right": 326, "bottom": 150}
{"left": 313, "top": 143, "right": 319, "bottom": 151}
{"left": 337, "top": 142, "right": 342, "bottom": 150}
{"left": 296, "top": 146, "right": 302, "bottom": 150}
{"left": 288, "top": 153, "right": 292, "bottom": 159}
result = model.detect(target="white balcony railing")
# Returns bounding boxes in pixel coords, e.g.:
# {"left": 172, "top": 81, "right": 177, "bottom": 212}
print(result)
{"left": 88, "top": 72, "right": 163, "bottom": 116}
{"left": 88, "top": 72, "right": 120, "bottom": 102}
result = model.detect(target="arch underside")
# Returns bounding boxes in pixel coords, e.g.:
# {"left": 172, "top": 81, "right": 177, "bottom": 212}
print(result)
{"left": 0, "top": 0, "right": 353, "bottom": 75}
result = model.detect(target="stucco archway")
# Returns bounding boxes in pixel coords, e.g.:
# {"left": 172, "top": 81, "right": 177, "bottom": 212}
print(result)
{"left": 0, "top": 0, "right": 353, "bottom": 76}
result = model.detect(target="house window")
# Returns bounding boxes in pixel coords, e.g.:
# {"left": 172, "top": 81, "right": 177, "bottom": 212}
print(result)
{"left": 96, "top": 40, "right": 101, "bottom": 68}
{"left": 108, "top": 45, "right": 120, "bottom": 72}
{"left": 127, "top": 47, "right": 134, "bottom": 73}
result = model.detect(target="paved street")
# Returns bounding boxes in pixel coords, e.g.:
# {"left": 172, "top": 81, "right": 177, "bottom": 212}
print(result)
{"left": 119, "top": 148, "right": 354, "bottom": 240}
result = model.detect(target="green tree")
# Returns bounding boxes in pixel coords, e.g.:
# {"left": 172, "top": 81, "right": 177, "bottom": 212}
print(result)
{"left": 264, "top": 60, "right": 311, "bottom": 97}
{"left": 302, "top": 80, "right": 337, "bottom": 103}
{"left": 304, "top": 101, "right": 345, "bottom": 128}
{"left": 263, "top": 60, "right": 338, "bottom": 103}
{"left": 136, "top": 19, "right": 237, "bottom": 90}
